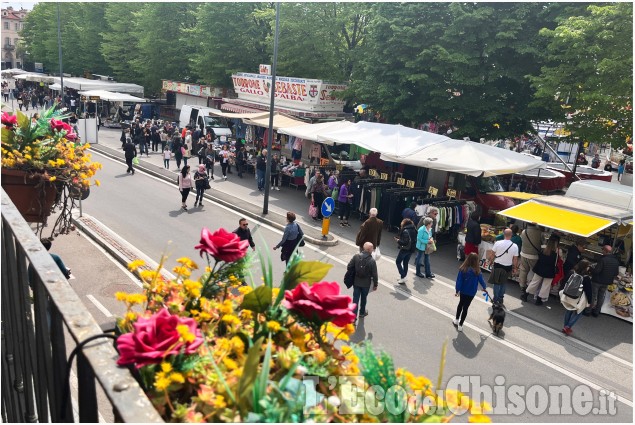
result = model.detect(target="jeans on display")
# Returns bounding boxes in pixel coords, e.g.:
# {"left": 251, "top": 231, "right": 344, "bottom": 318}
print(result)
{"left": 352, "top": 286, "right": 370, "bottom": 317}
{"left": 396, "top": 250, "right": 412, "bottom": 279}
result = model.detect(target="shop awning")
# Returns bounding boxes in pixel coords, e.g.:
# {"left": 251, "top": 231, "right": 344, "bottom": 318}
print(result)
{"left": 220, "top": 103, "right": 265, "bottom": 114}
{"left": 207, "top": 109, "right": 269, "bottom": 120}
{"left": 78, "top": 89, "right": 146, "bottom": 102}
{"left": 489, "top": 192, "right": 542, "bottom": 201}
{"left": 243, "top": 112, "right": 308, "bottom": 130}
{"left": 14, "top": 72, "right": 55, "bottom": 83}
{"left": 497, "top": 201, "right": 615, "bottom": 237}
{"left": 278, "top": 120, "right": 355, "bottom": 143}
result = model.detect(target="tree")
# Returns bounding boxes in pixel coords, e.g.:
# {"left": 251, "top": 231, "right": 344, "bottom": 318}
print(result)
{"left": 530, "top": 3, "right": 633, "bottom": 148}
{"left": 101, "top": 3, "right": 145, "bottom": 83}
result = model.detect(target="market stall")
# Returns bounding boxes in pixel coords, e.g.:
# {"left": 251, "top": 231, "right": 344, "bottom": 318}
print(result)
{"left": 497, "top": 197, "right": 633, "bottom": 322}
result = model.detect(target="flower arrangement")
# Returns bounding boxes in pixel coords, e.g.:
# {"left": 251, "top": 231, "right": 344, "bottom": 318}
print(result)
{"left": 1, "top": 106, "right": 101, "bottom": 236}
{"left": 115, "top": 227, "right": 491, "bottom": 423}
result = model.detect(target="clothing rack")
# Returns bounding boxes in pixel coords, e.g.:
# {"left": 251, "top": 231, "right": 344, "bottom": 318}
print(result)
{"left": 355, "top": 181, "right": 400, "bottom": 221}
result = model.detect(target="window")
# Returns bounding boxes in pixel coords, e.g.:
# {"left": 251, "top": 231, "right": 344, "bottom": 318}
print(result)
{"left": 3, "top": 22, "right": 8, "bottom": 30}
{"left": 4, "top": 37, "right": 10, "bottom": 47}
{"left": 14, "top": 38, "right": 18, "bottom": 47}
{"left": 14, "top": 23, "right": 19, "bottom": 31}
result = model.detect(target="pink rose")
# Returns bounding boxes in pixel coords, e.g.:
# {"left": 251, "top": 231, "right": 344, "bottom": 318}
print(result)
{"left": 283, "top": 281, "right": 357, "bottom": 326}
{"left": 1, "top": 112, "right": 17, "bottom": 127}
{"left": 116, "top": 309, "right": 203, "bottom": 368}
{"left": 50, "top": 118, "right": 73, "bottom": 134}
{"left": 194, "top": 227, "right": 249, "bottom": 263}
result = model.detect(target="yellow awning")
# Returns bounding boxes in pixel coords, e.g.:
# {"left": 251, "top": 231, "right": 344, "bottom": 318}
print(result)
{"left": 497, "top": 201, "right": 616, "bottom": 237}
{"left": 489, "top": 191, "right": 542, "bottom": 201}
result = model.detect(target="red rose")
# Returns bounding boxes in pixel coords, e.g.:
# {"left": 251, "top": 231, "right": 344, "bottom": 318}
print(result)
{"left": 194, "top": 227, "right": 249, "bottom": 263}
{"left": 116, "top": 309, "right": 203, "bottom": 368}
{"left": 283, "top": 281, "right": 356, "bottom": 326}
{"left": 1, "top": 112, "right": 17, "bottom": 127}
{"left": 50, "top": 118, "right": 73, "bottom": 134}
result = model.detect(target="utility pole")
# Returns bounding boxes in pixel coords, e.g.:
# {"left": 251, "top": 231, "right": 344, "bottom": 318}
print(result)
{"left": 57, "top": 3, "right": 64, "bottom": 103}
{"left": 263, "top": 3, "right": 280, "bottom": 215}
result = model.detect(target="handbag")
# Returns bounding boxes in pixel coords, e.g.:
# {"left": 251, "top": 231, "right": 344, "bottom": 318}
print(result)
{"left": 308, "top": 202, "right": 317, "bottom": 218}
{"left": 332, "top": 187, "right": 339, "bottom": 201}
{"left": 425, "top": 239, "right": 437, "bottom": 254}
{"left": 297, "top": 224, "right": 306, "bottom": 247}
{"left": 344, "top": 262, "right": 356, "bottom": 289}
{"left": 532, "top": 251, "right": 558, "bottom": 278}
{"left": 204, "top": 178, "right": 211, "bottom": 190}
{"left": 132, "top": 157, "right": 139, "bottom": 165}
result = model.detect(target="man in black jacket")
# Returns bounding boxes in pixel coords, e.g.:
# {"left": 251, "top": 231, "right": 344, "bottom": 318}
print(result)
{"left": 232, "top": 218, "right": 256, "bottom": 252}
{"left": 563, "top": 238, "right": 587, "bottom": 276}
{"left": 589, "top": 245, "right": 620, "bottom": 317}
{"left": 123, "top": 137, "right": 137, "bottom": 174}
{"left": 465, "top": 212, "right": 482, "bottom": 256}
{"left": 256, "top": 149, "right": 267, "bottom": 191}
{"left": 347, "top": 242, "right": 379, "bottom": 323}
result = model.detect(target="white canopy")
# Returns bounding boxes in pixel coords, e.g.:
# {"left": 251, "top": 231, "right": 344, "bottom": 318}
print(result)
{"left": 13, "top": 72, "right": 55, "bottom": 83}
{"left": 1, "top": 68, "right": 28, "bottom": 76}
{"left": 51, "top": 77, "right": 144, "bottom": 95}
{"left": 381, "top": 140, "right": 546, "bottom": 177}
{"left": 278, "top": 120, "right": 355, "bottom": 143}
{"left": 243, "top": 112, "right": 308, "bottom": 130}
{"left": 316, "top": 121, "right": 453, "bottom": 155}
{"left": 77, "top": 89, "right": 145, "bottom": 102}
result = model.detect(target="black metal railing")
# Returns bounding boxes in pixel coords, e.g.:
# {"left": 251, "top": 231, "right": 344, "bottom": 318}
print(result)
{"left": 1, "top": 188, "right": 163, "bottom": 423}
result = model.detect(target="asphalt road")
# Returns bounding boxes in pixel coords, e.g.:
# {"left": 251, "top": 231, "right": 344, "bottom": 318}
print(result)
{"left": 67, "top": 148, "right": 633, "bottom": 422}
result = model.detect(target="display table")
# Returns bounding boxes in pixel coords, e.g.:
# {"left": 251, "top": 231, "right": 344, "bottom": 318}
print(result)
{"left": 600, "top": 273, "right": 633, "bottom": 322}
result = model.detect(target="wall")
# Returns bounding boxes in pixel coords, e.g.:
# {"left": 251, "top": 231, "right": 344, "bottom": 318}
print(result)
{"left": 175, "top": 93, "right": 209, "bottom": 110}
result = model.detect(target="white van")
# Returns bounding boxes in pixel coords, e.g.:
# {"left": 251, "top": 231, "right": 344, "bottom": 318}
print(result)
{"left": 565, "top": 180, "right": 633, "bottom": 211}
{"left": 179, "top": 105, "right": 232, "bottom": 141}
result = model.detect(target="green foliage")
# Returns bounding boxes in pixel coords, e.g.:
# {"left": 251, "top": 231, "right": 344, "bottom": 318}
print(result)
{"left": 237, "top": 336, "right": 264, "bottom": 414}
{"left": 240, "top": 285, "right": 272, "bottom": 314}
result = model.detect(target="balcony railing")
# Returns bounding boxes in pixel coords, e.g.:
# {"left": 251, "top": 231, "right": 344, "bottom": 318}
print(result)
{"left": 1, "top": 189, "right": 163, "bottom": 423}
{"left": 3, "top": 44, "right": 15, "bottom": 50}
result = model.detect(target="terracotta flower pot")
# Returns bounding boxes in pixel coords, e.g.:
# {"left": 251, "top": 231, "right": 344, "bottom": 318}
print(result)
{"left": 1, "top": 168, "right": 58, "bottom": 223}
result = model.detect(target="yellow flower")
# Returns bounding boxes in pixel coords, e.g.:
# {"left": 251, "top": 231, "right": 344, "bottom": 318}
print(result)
{"left": 230, "top": 336, "right": 245, "bottom": 356}
{"left": 468, "top": 414, "right": 492, "bottom": 423}
{"left": 154, "top": 376, "right": 171, "bottom": 392}
{"left": 127, "top": 259, "right": 146, "bottom": 272}
{"left": 124, "top": 312, "right": 137, "bottom": 322}
{"left": 176, "top": 324, "right": 196, "bottom": 343}
{"left": 139, "top": 270, "right": 157, "bottom": 283}
{"left": 170, "top": 372, "right": 185, "bottom": 384}
{"left": 267, "top": 320, "right": 281, "bottom": 332}
{"left": 218, "top": 300, "right": 233, "bottom": 315}
{"left": 48, "top": 176, "right": 57, "bottom": 182}
{"left": 272, "top": 288, "right": 280, "bottom": 300}
{"left": 238, "top": 286, "right": 253, "bottom": 295}
{"left": 126, "top": 293, "right": 147, "bottom": 305}
{"left": 221, "top": 314, "right": 241, "bottom": 326}
{"left": 183, "top": 279, "right": 202, "bottom": 298}
{"left": 222, "top": 357, "right": 238, "bottom": 370}
{"left": 115, "top": 292, "right": 128, "bottom": 302}
{"left": 176, "top": 257, "right": 198, "bottom": 269}
{"left": 313, "top": 349, "right": 327, "bottom": 363}
{"left": 161, "top": 362, "right": 173, "bottom": 373}
{"left": 172, "top": 266, "right": 192, "bottom": 277}
{"left": 212, "top": 395, "right": 226, "bottom": 409}
{"left": 94, "top": 179, "right": 101, "bottom": 186}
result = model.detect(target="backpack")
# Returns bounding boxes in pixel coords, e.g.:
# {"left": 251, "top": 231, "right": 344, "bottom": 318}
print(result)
{"left": 400, "top": 228, "right": 412, "bottom": 251}
{"left": 562, "top": 272, "right": 584, "bottom": 299}
{"left": 355, "top": 254, "right": 371, "bottom": 278}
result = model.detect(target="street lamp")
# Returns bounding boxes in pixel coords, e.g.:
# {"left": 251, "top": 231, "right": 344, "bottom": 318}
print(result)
{"left": 57, "top": 2, "right": 64, "bottom": 99}
{"left": 263, "top": 3, "right": 280, "bottom": 215}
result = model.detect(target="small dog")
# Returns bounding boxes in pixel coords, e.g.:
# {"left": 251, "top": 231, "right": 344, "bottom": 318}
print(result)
{"left": 488, "top": 301, "right": 506, "bottom": 336}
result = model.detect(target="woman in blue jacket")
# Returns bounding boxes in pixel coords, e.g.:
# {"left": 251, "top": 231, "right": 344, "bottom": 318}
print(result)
{"left": 453, "top": 253, "right": 487, "bottom": 331}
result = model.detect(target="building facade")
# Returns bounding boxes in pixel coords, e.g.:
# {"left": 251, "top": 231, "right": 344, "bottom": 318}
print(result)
{"left": 1, "top": 7, "right": 29, "bottom": 69}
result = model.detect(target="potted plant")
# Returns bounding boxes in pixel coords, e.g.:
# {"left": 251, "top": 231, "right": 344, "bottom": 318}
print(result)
{"left": 1, "top": 106, "right": 101, "bottom": 237}
{"left": 114, "top": 228, "right": 492, "bottom": 423}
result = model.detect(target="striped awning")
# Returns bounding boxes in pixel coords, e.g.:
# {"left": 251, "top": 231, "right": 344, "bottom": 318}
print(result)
{"left": 220, "top": 102, "right": 265, "bottom": 114}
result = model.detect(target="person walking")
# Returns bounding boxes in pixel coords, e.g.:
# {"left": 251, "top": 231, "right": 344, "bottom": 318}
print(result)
{"left": 182, "top": 143, "right": 191, "bottom": 168}
{"left": 256, "top": 149, "right": 267, "bottom": 191}
{"left": 562, "top": 260, "right": 593, "bottom": 335}
{"left": 177, "top": 165, "right": 193, "bottom": 211}
{"left": 273, "top": 212, "right": 304, "bottom": 265}
{"left": 270, "top": 153, "right": 281, "bottom": 190}
{"left": 588, "top": 245, "right": 620, "bottom": 317}
{"left": 415, "top": 217, "right": 435, "bottom": 278}
{"left": 487, "top": 228, "right": 519, "bottom": 305}
{"left": 464, "top": 212, "right": 482, "bottom": 256}
{"left": 453, "top": 253, "right": 488, "bottom": 332}
{"left": 617, "top": 159, "right": 626, "bottom": 181}
{"left": 355, "top": 208, "right": 383, "bottom": 252}
{"left": 518, "top": 223, "right": 542, "bottom": 299}
{"left": 204, "top": 146, "right": 215, "bottom": 180}
{"left": 524, "top": 235, "right": 560, "bottom": 305}
{"left": 327, "top": 170, "right": 339, "bottom": 194}
{"left": 311, "top": 174, "right": 328, "bottom": 221}
{"left": 172, "top": 136, "right": 184, "bottom": 170}
{"left": 160, "top": 129, "right": 169, "bottom": 152}
{"left": 338, "top": 178, "right": 353, "bottom": 227}
{"left": 193, "top": 164, "right": 208, "bottom": 207}
{"left": 162, "top": 146, "right": 171, "bottom": 169}
{"left": 417, "top": 207, "right": 439, "bottom": 238}
{"left": 395, "top": 218, "right": 417, "bottom": 285}
{"left": 233, "top": 218, "right": 256, "bottom": 252}
{"left": 347, "top": 242, "right": 379, "bottom": 323}
{"left": 122, "top": 137, "right": 137, "bottom": 175}
{"left": 219, "top": 144, "right": 231, "bottom": 179}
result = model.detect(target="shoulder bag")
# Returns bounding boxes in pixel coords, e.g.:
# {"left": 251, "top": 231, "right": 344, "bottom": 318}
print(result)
{"left": 308, "top": 202, "right": 317, "bottom": 218}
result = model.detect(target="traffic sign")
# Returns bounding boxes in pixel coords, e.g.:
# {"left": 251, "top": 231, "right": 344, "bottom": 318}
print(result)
{"left": 321, "top": 197, "right": 335, "bottom": 218}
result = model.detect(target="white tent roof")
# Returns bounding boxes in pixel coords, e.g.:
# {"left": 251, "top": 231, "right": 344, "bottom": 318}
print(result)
{"left": 77, "top": 89, "right": 145, "bottom": 102}
{"left": 13, "top": 72, "right": 55, "bottom": 83}
{"left": 1, "top": 68, "right": 28, "bottom": 76}
{"left": 316, "top": 121, "right": 453, "bottom": 156}
{"left": 51, "top": 77, "right": 144, "bottom": 95}
{"left": 278, "top": 120, "right": 355, "bottom": 143}
{"left": 243, "top": 112, "right": 308, "bottom": 130}
{"left": 381, "top": 140, "right": 546, "bottom": 177}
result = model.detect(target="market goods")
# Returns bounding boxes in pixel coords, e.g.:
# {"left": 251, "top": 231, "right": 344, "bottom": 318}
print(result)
{"left": 614, "top": 307, "right": 631, "bottom": 318}
{"left": 608, "top": 284, "right": 618, "bottom": 292}
{"left": 610, "top": 292, "right": 630, "bottom": 307}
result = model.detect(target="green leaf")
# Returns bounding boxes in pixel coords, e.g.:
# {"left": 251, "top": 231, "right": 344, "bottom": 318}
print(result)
{"left": 237, "top": 336, "right": 264, "bottom": 413}
{"left": 1, "top": 127, "right": 14, "bottom": 144}
{"left": 240, "top": 285, "right": 272, "bottom": 314}
{"left": 253, "top": 335, "right": 273, "bottom": 414}
{"left": 16, "top": 111, "right": 29, "bottom": 130}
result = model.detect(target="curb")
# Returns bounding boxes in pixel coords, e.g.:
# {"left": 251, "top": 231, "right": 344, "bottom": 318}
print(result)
{"left": 90, "top": 144, "right": 338, "bottom": 247}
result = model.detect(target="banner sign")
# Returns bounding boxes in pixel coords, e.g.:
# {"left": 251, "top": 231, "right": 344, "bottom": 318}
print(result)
{"left": 162, "top": 80, "right": 226, "bottom": 98}
{"left": 231, "top": 73, "right": 347, "bottom": 113}
{"left": 259, "top": 64, "right": 271, "bottom": 75}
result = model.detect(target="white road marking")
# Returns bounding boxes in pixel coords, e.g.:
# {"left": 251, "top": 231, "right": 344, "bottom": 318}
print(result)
{"left": 86, "top": 294, "right": 113, "bottom": 318}
{"left": 91, "top": 150, "right": 633, "bottom": 404}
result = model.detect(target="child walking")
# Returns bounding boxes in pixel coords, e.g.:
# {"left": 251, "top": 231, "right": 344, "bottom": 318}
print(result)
{"left": 453, "top": 253, "right": 488, "bottom": 332}
{"left": 163, "top": 147, "right": 171, "bottom": 169}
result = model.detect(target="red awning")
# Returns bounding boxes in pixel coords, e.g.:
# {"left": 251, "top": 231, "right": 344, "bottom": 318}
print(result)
{"left": 220, "top": 103, "right": 265, "bottom": 114}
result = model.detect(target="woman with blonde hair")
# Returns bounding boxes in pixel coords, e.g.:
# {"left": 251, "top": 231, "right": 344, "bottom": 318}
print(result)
{"left": 453, "top": 253, "right": 488, "bottom": 331}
